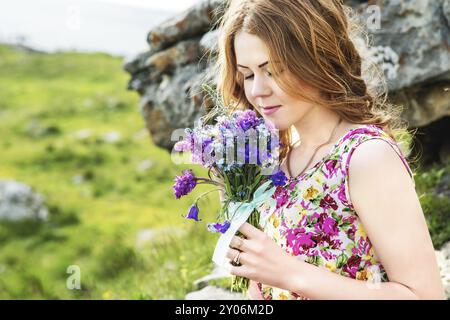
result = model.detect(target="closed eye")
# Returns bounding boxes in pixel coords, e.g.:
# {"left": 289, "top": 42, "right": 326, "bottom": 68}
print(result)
{"left": 244, "top": 70, "right": 272, "bottom": 80}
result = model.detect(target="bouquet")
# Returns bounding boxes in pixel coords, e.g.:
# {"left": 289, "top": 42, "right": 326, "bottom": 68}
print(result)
{"left": 172, "top": 84, "right": 287, "bottom": 294}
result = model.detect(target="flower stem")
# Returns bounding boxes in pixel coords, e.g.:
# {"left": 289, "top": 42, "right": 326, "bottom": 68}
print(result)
{"left": 194, "top": 188, "right": 223, "bottom": 203}
{"left": 196, "top": 178, "right": 225, "bottom": 188}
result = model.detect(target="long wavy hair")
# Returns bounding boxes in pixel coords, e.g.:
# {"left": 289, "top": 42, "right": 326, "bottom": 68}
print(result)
{"left": 208, "top": 0, "right": 413, "bottom": 163}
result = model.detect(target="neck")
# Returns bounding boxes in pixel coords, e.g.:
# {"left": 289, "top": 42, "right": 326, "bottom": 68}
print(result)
{"left": 292, "top": 106, "right": 342, "bottom": 148}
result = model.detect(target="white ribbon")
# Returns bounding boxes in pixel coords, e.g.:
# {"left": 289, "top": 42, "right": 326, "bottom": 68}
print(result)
{"left": 212, "top": 180, "right": 277, "bottom": 268}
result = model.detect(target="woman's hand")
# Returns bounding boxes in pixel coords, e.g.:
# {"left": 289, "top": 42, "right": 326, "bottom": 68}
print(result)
{"left": 226, "top": 222, "right": 300, "bottom": 291}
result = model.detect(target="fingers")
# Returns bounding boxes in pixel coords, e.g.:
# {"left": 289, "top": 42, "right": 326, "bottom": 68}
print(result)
{"left": 229, "top": 235, "right": 246, "bottom": 251}
{"left": 238, "top": 222, "right": 263, "bottom": 239}
{"left": 226, "top": 248, "right": 245, "bottom": 265}
{"left": 229, "top": 264, "right": 250, "bottom": 278}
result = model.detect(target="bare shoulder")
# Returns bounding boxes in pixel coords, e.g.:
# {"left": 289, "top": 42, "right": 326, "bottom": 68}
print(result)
{"left": 347, "top": 138, "right": 416, "bottom": 208}
{"left": 346, "top": 139, "right": 445, "bottom": 299}
{"left": 348, "top": 138, "right": 409, "bottom": 174}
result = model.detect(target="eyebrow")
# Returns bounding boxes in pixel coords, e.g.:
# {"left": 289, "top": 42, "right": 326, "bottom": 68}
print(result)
{"left": 237, "top": 61, "right": 269, "bottom": 69}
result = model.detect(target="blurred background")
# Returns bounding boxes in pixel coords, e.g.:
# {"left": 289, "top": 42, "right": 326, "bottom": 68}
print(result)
{"left": 0, "top": 0, "right": 449, "bottom": 299}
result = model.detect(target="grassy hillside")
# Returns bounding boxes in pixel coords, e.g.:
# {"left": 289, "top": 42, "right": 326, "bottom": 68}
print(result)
{"left": 0, "top": 44, "right": 448, "bottom": 299}
{"left": 0, "top": 45, "right": 222, "bottom": 299}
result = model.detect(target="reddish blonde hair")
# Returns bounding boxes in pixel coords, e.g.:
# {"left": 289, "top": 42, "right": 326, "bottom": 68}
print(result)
{"left": 208, "top": 0, "right": 412, "bottom": 161}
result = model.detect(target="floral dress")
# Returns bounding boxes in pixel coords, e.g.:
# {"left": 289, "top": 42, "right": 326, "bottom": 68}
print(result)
{"left": 253, "top": 124, "right": 415, "bottom": 300}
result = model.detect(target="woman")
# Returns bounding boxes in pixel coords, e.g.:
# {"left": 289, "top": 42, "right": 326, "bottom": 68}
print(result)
{"left": 211, "top": 0, "right": 445, "bottom": 300}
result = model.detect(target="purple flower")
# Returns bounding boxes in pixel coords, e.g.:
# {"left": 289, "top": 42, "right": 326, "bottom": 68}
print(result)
{"left": 173, "top": 170, "right": 197, "bottom": 199}
{"left": 270, "top": 170, "right": 287, "bottom": 186}
{"left": 207, "top": 221, "right": 231, "bottom": 233}
{"left": 174, "top": 129, "right": 194, "bottom": 152}
{"left": 174, "top": 140, "right": 191, "bottom": 152}
{"left": 236, "top": 110, "right": 258, "bottom": 131}
{"left": 185, "top": 204, "right": 201, "bottom": 221}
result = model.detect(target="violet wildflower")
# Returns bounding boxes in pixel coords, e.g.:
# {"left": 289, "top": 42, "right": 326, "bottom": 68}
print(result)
{"left": 173, "top": 169, "right": 197, "bottom": 199}
{"left": 185, "top": 203, "right": 201, "bottom": 221}
{"left": 207, "top": 221, "right": 231, "bottom": 233}
{"left": 236, "top": 110, "right": 258, "bottom": 131}
{"left": 270, "top": 170, "right": 288, "bottom": 186}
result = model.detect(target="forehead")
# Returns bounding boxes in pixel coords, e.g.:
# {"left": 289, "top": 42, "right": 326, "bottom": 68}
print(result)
{"left": 234, "top": 31, "right": 269, "bottom": 67}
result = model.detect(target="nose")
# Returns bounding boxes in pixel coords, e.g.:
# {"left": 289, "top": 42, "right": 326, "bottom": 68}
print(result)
{"left": 250, "top": 74, "right": 271, "bottom": 101}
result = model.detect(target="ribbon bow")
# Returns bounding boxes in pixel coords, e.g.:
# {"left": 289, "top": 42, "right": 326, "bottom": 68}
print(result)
{"left": 212, "top": 180, "right": 277, "bottom": 268}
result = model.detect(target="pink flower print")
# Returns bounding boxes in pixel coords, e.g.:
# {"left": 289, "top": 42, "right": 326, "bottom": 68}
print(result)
{"left": 342, "top": 215, "right": 357, "bottom": 225}
{"left": 323, "top": 159, "right": 338, "bottom": 179}
{"left": 274, "top": 187, "right": 290, "bottom": 209}
{"left": 310, "top": 232, "right": 325, "bottom": 246}
{"left": 299, "top": 199, "right": 313, "bottom": 211}
{"left": 351, "top": 246, "right": 361, "bottom": 255}
{"left": 288, "top": 181, "right": 297, "bottom": 190}
{"left": 285, "top": 228, "right": 316, "bottom": 256}
{"left": 347, "top": 225, "right": 356, "bottom": 241}
{"left": 359, "top": 237, "right": 372, "bottom": 256}
{"left": 319, "top": 194, "right": 338, "bottom": 211}
{"left": 350, "top": 237, "right": 371, "bottom": 258}
{"left": 323, "top": 217, "right": 339, "bottom": 236}
{"left": 310, "top": 212, "right": 321, "bottom": 222}
{"left": 349, "top": 127, "right": 380, "bottom": 137}
{"left": 337, "top": 183, "right": 350, "bottom": 206}
{"left": 321, "top": 250, "right": 335, "bottom": 260}
{"left": 312, "top": 213, "right": 338, "bottom": 237}
{"left": 330, "top": 238, "right": 342, "bottom": 249}
{"left": 343, "top": 255, "right": 362, "bottom": 278}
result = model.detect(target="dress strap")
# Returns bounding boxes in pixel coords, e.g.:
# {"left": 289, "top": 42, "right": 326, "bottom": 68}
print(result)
{"left": 338, "top": 125, "right": 415, "bottom": 209}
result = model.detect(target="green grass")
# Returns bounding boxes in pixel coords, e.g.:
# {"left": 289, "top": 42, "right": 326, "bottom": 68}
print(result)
{"left": 0, "top": 45, "right": 223, "bottom": 299}
{"left": 0, "top": 44, "right": 448, "bottom": 299}
{"left": 414, "top": 163, "right": 450, "bottom": 250}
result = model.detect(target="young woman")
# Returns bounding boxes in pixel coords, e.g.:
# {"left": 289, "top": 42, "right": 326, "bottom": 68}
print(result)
{"left": 212, "top": 0, "right": 445, "bottom": 299}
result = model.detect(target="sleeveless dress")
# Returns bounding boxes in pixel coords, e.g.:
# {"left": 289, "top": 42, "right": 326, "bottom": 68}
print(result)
{"left": 253, "top": 124, "right": 415, "bottom": 300}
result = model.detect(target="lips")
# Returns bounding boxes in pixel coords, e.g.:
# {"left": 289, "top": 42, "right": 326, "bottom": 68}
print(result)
{"left": 261, "top": 105, "right": 282, "bottom": 116}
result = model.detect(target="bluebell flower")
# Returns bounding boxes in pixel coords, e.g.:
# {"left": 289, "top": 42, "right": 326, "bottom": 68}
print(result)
{"left": 207, "top": 221, "right": 231, "bottom": 233}
{"left": 270, "top": 170, "right": 288, "bottom": 186}
{"left": 185, "top": 204, "right": 201, "bottom": 221}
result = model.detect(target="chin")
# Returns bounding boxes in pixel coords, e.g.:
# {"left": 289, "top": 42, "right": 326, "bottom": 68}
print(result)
{"left": 263, "top": 117, "right": 291, "bottom": 131}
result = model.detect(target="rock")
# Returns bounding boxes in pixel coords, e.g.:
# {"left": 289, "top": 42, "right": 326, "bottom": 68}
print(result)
{"left": 124, "top": 0, "right": 450, "bottom": 151}
{"left": 74, "top": 129, "right": 92, "bottom": 140}
{"left": 146, "top": 0, "right": 226, "bottom": 52}
{"left": 136, "top": 159, "right": 154, "bottom": 173}
{"left": 185, "top": 285, "right": 245, "bottom": 300}
{"left": 199, "top": 29, "right": 220, "bottom": 55}
{"left": 355, "top": 0, "right": 450, "bottom": 91}
{"left": 136, "top": 229, "right": 158, "bottom": 249}
{"left": 25, "top": 120, "right": 61, "bottom": 138}
{"left": 0, "top": 180, "right": 48, "bottom": 221}
{"left": 101, "top": 131, "right": 122, "bottom": 143}
{"left": 72, "top": 174, "right": 85, "bottom": 185}
{"left": 135, "top": 226, "right": 187, "bottom": 249}
{"left": 439, "top": 142, "right": 450, "bottom": 168}
{"left": 393, "top": 81, "right": 450, "bottom": 128}
{"left": 193, "top": 265, "right": 233, "bottom": 290}
{"left": 436, "top": 241, "right": 450, "bottom": 299}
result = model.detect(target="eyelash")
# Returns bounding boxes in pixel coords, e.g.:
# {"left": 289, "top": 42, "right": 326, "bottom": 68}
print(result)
{"left": 244, "top": 71, "right": 272, "bottom": 80}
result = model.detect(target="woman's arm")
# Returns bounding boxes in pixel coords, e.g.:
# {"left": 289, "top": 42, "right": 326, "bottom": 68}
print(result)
{"left": 285, "top": 139, "right": 445, "bottom": 299}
